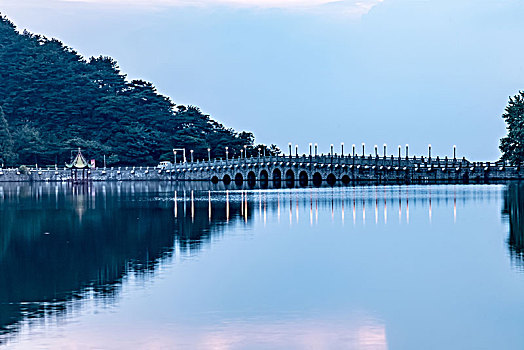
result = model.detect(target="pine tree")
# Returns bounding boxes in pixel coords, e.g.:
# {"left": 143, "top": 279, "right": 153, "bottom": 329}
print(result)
{"left": 500, "top": 91, "right": 524, "bottom": 164}
{"left": 0, "top": 15, "right": 275, "bottom": 166}
{"left": 0, "top": 106, "right": 16, "bottom": 166}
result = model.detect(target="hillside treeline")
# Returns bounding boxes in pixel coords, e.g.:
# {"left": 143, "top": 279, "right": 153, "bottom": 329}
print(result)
{"left": 0, "top": 15, "right": 278, "bottom": 167}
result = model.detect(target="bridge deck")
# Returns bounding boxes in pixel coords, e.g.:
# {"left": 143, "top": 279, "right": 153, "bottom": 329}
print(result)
{"left": 168, "top": 154, "right": 518, "bottom": 185}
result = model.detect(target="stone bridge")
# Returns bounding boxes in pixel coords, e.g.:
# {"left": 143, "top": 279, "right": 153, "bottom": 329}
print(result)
{"left": 168, "top": 154, "right": 519, "bottom": 187}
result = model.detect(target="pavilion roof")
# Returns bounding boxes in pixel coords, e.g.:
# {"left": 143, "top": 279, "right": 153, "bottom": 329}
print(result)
{"left": 66, "top": 148, "right": 91, "bottom": 169}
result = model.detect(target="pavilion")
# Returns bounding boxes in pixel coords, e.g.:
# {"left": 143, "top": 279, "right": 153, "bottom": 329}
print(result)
{"left": 66, "top": 148, "right": 92, "bottom": 183}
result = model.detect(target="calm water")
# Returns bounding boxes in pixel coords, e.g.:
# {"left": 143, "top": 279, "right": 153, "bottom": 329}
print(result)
{"left": 1, "top": 182, "right": 524, "bottom": 349}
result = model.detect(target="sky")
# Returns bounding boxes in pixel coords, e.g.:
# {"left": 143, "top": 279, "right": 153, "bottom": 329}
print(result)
{"left": 2, "top": 0, "right": 524, "bottom": 160}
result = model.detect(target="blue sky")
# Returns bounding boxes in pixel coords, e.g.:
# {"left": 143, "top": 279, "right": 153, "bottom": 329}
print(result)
{"left": 3, "top": 0, "right": 524, "bottom": 160}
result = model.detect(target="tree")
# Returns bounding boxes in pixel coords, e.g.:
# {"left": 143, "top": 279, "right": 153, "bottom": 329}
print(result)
{"left": 500, "top": 91, "right": 524, "bottom": 164}
{"left": 0, "top": 106, "right": 16, "bottom": 166}
{"left": 12, "top": 123, "right": 44, "bottom": 165}
{"left": 0, "top": 15, "right": 273, "bottom": 166}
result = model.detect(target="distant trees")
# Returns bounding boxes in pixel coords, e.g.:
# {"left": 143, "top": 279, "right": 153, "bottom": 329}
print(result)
{"left": 500, "top": 91, "right": 524, "bottom": 164}
{"left": 0, "top": 15, "right": 277, "bottom": 167}
{"left": 0, "top": 107, "right": 16, "bottom": 166}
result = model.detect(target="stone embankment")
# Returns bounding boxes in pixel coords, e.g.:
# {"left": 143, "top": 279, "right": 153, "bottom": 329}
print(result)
{"left": 0, "top": 167, "right": 168, "bottom": 182}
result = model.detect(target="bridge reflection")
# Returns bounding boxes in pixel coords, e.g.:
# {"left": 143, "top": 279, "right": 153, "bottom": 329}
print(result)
{"left": 0, "top": 182, "right": 502, "bottom": 345}
{"left": 173, "top": 184, "right": 492, "bottom": 229}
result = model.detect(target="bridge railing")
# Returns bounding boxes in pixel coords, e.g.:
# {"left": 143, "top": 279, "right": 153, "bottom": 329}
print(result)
{"left": 171, "top": 154, "right": 473, "bottom": 170}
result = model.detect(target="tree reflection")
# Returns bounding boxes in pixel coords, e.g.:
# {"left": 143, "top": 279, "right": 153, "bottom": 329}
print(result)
{"left": 0, "top": 183, "right": 248, "bottom": 344}
{"left": 503, "top": 182, "right": 524, "bottom": 266}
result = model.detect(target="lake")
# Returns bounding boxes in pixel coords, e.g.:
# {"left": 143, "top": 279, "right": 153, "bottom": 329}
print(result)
{"left": 1, "top": 182, "right": 524, "bottom": 349}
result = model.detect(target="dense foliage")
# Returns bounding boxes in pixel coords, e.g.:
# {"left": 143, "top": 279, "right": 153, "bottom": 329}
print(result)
{"left": 0, "top": 15, "right": 279, "bottom": 167}
{"left": 500, "top": 91, "right": 524, "bottom": 165}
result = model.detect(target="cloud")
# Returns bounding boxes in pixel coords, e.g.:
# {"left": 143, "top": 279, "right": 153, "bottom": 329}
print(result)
{"left": 2, "top": 0, "right": 385, "bottom": 19}
{"left": 56, "top": 0, "right": 384, "bottom": 16}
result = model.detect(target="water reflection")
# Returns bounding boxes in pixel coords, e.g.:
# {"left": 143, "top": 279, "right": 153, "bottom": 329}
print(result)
{"left": 503, "top": 183, "right": 524, "bottom": 267}
{"left": 0, "top": 183, "right": 178, "bottom": 344}
{"left": 0, "top": 182, "right": 508, "bottom": 347}
{"left": 28, "top": 316, "right": 388, "bottom": 350}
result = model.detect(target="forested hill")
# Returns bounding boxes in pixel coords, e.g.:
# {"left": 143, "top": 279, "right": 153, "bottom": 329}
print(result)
{"left": 0, "top": 15, "right": 278, "bottom": 167}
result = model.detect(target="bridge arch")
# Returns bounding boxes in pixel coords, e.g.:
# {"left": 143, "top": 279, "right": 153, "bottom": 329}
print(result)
{"left": 223, "top": 174, "right": 231, "bottom": 185}
{"left": 341, "top": 175, "right": 350, "bottom": 185}
{"left": 312, "top": 172, "right": 322, "bottom": 187}
{"left": 260, "top": 170, "right": 269, "bottom": 189}
{"left": 299, "top": 171, "right": 308, "bottom": 187}
{"left": 273, "top": 168, "right": 281, "bottom": 182}
{"left": 211, "top": 176, "right": 219, "bottom": 184}
{"left": 247, "top": 171, "right": 256, "bottom": 188}
{"left": 326, "top": 173, "right": 336, "bottom": 186}
{"left": 234, "top": 173, "right": 243, "bottom": 186}
{"left": 273, "top": 168, "right": 282, "bottom": 189}
{"left": 285, "top": 169, "right": 295, "bottom": 188}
